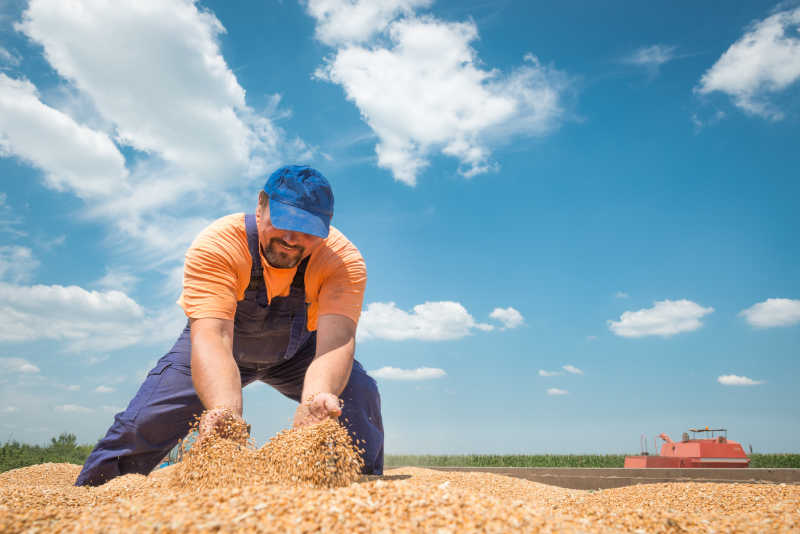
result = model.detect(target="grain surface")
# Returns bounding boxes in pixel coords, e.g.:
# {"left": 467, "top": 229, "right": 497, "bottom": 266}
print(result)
{"left": 1, "top": 426, "right": 797, "bottom": 533}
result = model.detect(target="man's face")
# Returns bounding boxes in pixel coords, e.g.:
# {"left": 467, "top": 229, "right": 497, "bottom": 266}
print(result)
{"left": 257, "top": 200, "right": 323, "bottom": 269}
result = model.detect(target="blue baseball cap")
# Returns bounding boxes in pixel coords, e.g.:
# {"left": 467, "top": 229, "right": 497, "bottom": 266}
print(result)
{"left": 264, "top": 165, "right": 334, "bottom": 238}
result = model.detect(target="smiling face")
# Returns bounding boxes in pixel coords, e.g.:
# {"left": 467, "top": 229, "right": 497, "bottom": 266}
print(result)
{"left": 256, "top": 191, "right": 323, "bottom": 268}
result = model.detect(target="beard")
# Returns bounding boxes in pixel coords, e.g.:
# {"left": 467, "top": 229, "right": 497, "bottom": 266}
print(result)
{"left": 262, "top": 238, "right": 305, "bottom": 268}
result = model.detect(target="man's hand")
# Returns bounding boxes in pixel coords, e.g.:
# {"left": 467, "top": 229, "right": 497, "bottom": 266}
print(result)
{"left": 292, "top": 392, "right": 342, "bottom": 428}
{"left": 294, "top": 315, "right": 354, "bottom": 428}
{"left": 198, "top": 407, "right": 249, "bottom": 444}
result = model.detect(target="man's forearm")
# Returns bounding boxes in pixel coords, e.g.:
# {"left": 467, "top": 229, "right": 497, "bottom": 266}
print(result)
{"left": 301, "top": 337, "right": 355, "bottom": 400}
{"left": 190, "top": 319, "right": 242, "bottom": 415}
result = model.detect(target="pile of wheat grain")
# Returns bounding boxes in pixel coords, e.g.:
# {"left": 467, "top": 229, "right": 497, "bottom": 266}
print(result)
{"left": 257, "top": 417, "right": 364, "bottom": 488}
{"left": 1, "top": 416, "right": 797, "bottom": 533}
{"left": 169, "top": 416, "right": 363, "bottom": 491}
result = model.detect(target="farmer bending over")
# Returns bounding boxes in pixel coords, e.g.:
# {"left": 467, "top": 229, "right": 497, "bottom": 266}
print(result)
{"left": 76, "top": 165, "right": 383, "bottom": 486}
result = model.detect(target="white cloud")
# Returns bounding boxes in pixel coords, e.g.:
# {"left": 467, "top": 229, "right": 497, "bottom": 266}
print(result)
{"left": 0, "top": 74, "right": 129, "bottom": 198}
{"left": 1, "top": 0, "right": 306, "bottom": 266}
{"left": 615, "top": 291, "right": 630, "bottom": 299}
{"left": 0, "top": 357, "right": 40, "bottom": 374}
{"left": 739, "top": 298, "right": 800, "bottom": 328}
{"left": 0, "top": 281, "right": 149, "bottom": 352}
{"left": 489, "top": 307, "right": 524, "bottom": 329}
{"left": 66, "top": 385, "right": 80, "bottom": 391}
{"left": 16, "top": 0, "right": 253, "bottom": 181}
{"left": 0, "top": 245, "right": 38, "bottom": 283}
{"left": 540, "top": 366, "right": 583, "bottom": 376}
{"left": 306, "top": 0, "right": 432, "bottom": 46}
{"left": 94, "top": 385, "right": 114, "bottom": 393}
{"left": 696, "top": 7, "right": 800, "bottom": 119}
{"left": 608, "top": 299, "right": 714, "bottom": 338}
{"left": 95, "top": 268, "right": 139, "bottom": 294}
{"left": 538, "top": 369, "right": 561, "bottom": 377}
{"left": 718, "top": 374, "right": 765, "bottom": 386}
{"left": 1, "top": 406, "right": 18, "bottom": 413}
{"left": 358, "top": 301, "right": 494, "bottom": 341}
{"left": 369, "top": 366, "right": 446, "bottom": 380}
{"left": 624, "top": 44, "right": 677, "bottom": 74}
{"left": 315, "top": 16, "right": 569, "bottom": 185}
{"left": 547, "top": 388, "right": 568, "bottom": 396}
{"left": 55, "top": 404, "right": 93, "bottom": 413}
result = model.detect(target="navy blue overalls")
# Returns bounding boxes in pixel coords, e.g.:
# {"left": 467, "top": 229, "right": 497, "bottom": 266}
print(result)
{"left": 76, "top": 214, "right": 383, "bottom": 486}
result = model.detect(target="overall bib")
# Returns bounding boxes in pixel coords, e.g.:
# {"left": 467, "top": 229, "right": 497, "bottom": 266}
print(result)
{"left": 76, "top": 214, "right": 383, "bottom": 486}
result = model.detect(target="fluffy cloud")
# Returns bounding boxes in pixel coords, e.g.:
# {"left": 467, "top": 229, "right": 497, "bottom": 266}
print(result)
{"left": 94, "top": 268, "right": 139, "bottom": 294}
{"left": 315, "top": 15, "right": 568, "bottom": 185}
{"left": 615, "top": 291, "right": 630, "bottom": 299}
{"left": 369, "top": 366, "right": 446, "bottom": 380}
{"left": 0, "top": 357, "right": 40, "bottom": 374}
{"left": 489, "top": 307, "right": 524, "bottom": 330}
{"left": 0, "top": 74, "right": 128, "bottom": 198}
{"left": 718, "top": 374, "right": 765, "bottom": 386}
{"left": 739, "top": 298, "right": 800, "bottom": 328}
{"left": 1, "top": 0, "right": 306, "bottom": 264}
{"left": 562, "top": 364, "right": 583, "bottom": 375}
{"left": 0, "top": 245, "right": 38, "bottom": 283}
{"left": 1, "top": 406, "right": 18, "bottom": 413}
{"left": 0, "top": 80, "right": 206, "bottom": 262}
{"left": 0, "top": 280, "right": 181, "bottom": 352}
{"left": 55, "top": 404, "right": 93, "bottom": 413}
{"left": 16, "top": 0, "right": 252, "bottom": 181}
{"left": 608, "top": 299, "right": 714, "bottom": 338}
{"left": 306, "top": 0, "right": 431, "bottom": 45}
{"left": 696, "top": 7, "right": 800, "bottom": 119}
{"left": 358, "top": 301, "right": 493, "bottom": 341}
{"left": 94, "top": 385, "right": 114, "bottom": 393}
{"left": 547, "top": 388, "right": 568, "bottom": 396}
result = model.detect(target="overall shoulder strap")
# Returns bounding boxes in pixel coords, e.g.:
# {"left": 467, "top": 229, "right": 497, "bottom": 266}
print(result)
{"left": 244, "top": 213, "right": 262, "bottom": 277}
{"left": 243, "top": 214, "right": 267, "bottom": 305}
{"left": 284, "top": 255, "right": 312, "bottom": 358}
{"left": 290, "top": 255, "right": 310, "bottom": 292}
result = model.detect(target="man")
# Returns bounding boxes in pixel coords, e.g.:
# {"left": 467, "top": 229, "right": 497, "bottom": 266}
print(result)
{"left": 76, "top": 165, "right": 383, "bottom": 486}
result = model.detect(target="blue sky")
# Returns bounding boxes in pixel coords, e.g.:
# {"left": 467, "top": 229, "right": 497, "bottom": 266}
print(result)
{"left": 0, "top": 0, "right": 798, "bottom": 454}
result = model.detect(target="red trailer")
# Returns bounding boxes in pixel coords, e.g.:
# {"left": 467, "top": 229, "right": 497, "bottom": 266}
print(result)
{"left": 624, "top": 427, "right": 750, "bottom": 468}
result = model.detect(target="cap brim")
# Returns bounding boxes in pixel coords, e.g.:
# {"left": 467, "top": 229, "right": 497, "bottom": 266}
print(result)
{"left": 269, "top": 198, "right": 330, "bottom": 238}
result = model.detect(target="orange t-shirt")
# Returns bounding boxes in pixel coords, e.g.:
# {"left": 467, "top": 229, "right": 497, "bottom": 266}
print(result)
{"left": 177, "top": 213, "right": 366, "bottom": 331}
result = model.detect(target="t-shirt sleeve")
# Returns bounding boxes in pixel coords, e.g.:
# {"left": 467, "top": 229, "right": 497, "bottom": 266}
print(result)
{"left": 310, "top": 230, "right": 367, "bottom": 328}
{"left": 317, "top": 254, "right": 367, "bottom": 325}
{"left": 178, "top": 215, "right": 248, "bottom": 320}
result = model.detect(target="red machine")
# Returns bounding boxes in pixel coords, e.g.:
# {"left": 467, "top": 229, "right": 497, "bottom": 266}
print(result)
{"left": 624, "top": 427, "right": 750, "bottom": 468}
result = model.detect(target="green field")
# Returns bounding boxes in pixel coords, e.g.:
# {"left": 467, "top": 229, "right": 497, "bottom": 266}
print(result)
{"left": 385, "top": 454, "right": 800, "bottom": 468}
{"left": 385, "top": 454, "right": 627, "bottom": 468}
{"left": 2, "top": 435, "right": 799, "bottom": 473}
